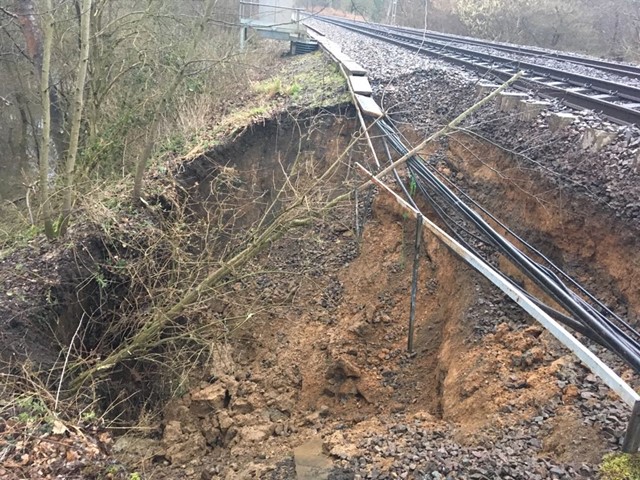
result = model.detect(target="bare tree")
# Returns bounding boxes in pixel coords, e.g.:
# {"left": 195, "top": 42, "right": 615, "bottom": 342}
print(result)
{"left": 60, "top": 0, "right": 92, "bottom": 234}
{"left": 38, "top": 0, "right": 54, "bottom": 239}
{"left": 132, "top": 0, "right": 219, "bottom": 202}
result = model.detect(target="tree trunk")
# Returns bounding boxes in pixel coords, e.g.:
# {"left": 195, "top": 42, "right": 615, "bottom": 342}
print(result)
{"left": 60, "top": 0, "right": 92, "bottom": 235}
{"left": 15, "top": 0, "right": 67, "bottom": 177}
{"left": 39, "top": 0, "right": 55, "bottom": 239}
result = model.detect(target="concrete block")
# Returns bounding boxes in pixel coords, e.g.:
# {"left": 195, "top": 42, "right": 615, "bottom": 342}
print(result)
{"left": 332, "top": 51, "right": 351, "bottom": 64}
{"left": 349, "top": 75, "right": 372, "bottom": 96}
{"left": 580, "top": 127, "right": 617, "bottom": 152}
{"left": 322, "top": 40, "right": 343, "bottom": 59}
{"left": 548, "top": 112, "right": 578, "bottom": 132}
{"left": 342, "top": 60, "right": 366, "bottom": 76}
{"left": 355, "top": 94, "right": 383, "bottom": 118}
{"left": 518, "top": 100, "right": 551, "bottom": 121}
{"left": 475, "top": 83, "right": 499, "bottom": 99}
{"left": 498, "top": 92, "right": 529, "bottom": 112}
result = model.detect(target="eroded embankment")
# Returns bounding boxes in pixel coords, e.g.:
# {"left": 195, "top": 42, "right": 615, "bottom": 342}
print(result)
{"left": 2, "top": 94, "right": 638, "bottom": 479}
{"left": 112, "top": 121, "right": 640, "bottom": 479}
{"left": 440, "top": 131, "right": 640, "bottom": 324}
{"left": 129, "top": 174, "right": 627, "bottom": 478}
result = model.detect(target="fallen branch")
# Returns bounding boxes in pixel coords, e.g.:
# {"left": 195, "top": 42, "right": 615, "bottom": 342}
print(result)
{"left": 72, "top": 122, "right": 367, "bottom": 388}
{"left": 72, "top": 214, "right": 311, "bottom": 388}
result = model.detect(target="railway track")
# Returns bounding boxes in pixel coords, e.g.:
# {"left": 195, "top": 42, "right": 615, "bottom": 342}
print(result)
{"left": 318, "top": 15, "right": 640, "bottom": 125}
{"left": 381, "top": 22, "right": 640, "bottom": 81}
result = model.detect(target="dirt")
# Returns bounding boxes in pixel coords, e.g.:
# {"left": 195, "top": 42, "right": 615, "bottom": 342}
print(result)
{"left": 118, "top": 183, "right": 621, "bottom": 478}
{"left": 442, "top": 132, "right": 640, "bottom": 324}
{"left": 111, "top": 180, "right": 630, "bottom": 478}
{"left": 0, "top": 233, "right": 112, "bottom": 367}
{"left": 1, "top": 52, "right": 640, "bottom": 480}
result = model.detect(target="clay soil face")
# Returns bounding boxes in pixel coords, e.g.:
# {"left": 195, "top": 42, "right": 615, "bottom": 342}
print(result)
{"left": 139, "top": 197, "right": 607, "bottom": 479}
{"left": 2, "top": 107, "right": 637, "bottom": 479}
{"left": 130, "top": 159, "right": 628, "bottom": 479}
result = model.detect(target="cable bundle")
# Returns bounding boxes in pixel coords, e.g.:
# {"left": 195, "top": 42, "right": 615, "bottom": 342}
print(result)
{"left": 376, "top": 118, "right": 640, "bottom": 373}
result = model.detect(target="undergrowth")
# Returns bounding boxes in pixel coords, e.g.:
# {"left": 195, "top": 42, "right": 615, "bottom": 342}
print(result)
{"left": 600, "top": 453, "right": 640, "bottom": 480}
{"left": 0, "top": 45, "right": 358, "bottom": 477}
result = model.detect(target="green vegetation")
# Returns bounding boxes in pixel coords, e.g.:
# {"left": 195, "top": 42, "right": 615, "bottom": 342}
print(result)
{"left": 14, "top": 396, "right": 48, "bottom": 423}
{"left": 161, "top": 52, "right": 348, "bottom": 163}
{"left": 254, "top": 77, "right": 284, "bottom": 97}
{"left": 600, "top": 453, "right": 640, "bottom": 480}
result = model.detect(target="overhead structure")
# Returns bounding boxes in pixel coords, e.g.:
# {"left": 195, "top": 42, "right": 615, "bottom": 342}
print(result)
{"left": 239, "top": 0, "right": 318, "bottom": 54}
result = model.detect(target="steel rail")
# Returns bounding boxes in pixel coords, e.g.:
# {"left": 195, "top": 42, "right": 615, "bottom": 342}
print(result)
{"left": 374, "top": 22, "right": 640, "bottom": 81}
{"left": 320, "top": 16, "right": 640, "bottom": 125}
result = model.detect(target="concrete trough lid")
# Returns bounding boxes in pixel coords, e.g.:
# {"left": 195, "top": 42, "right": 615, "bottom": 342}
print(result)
{"left": 305, "top": 29, "right": 324, "bottom": 41}
{"left": 332, "top": 51, "right": 352, "bottom": 64}
{"left": 342, "top": 61, "right": 366, "bottom": 76}
{"left": 321, "top": 40, "right": 343, "bottom": 59}
{"left": 355, "top": 94, "right": 383, "bottom": 118}
{"left": 349, "top": 75, "right": 372, "bottom": 96}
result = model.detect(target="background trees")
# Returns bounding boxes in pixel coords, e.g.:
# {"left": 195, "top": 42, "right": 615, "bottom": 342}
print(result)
{"left": 1, "top": 0, "right": 638, "bottom": 240}
{"left": 452, "top": 0, "right": 639, "bottom": 60}
{"left": 1, "top": 0, "right": 243, "bottom": 238}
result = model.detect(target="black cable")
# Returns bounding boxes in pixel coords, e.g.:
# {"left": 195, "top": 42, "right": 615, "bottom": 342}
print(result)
{"left": 409, "top": 153, "right": 640, "bottom": 363}
{"left": 410, "top": 172, "right": 612, "bottom": 349}
{"left": 423, "top": 153, "right": 636, "bottom": 335}
{"left": 377, "top": 118, "right": 640, "bottom": 371}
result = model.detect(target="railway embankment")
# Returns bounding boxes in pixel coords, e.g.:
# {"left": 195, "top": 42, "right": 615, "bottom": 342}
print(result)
{"left": 2, "top": 23, "right": 640, "bottom": 480}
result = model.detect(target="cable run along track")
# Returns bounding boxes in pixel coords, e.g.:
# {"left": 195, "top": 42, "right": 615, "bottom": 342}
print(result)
{"left": 319, "top": 15, "right": 640, "bottom": 125}
{"left": 306, "top": 22, "right": 640, "bottom": 449}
